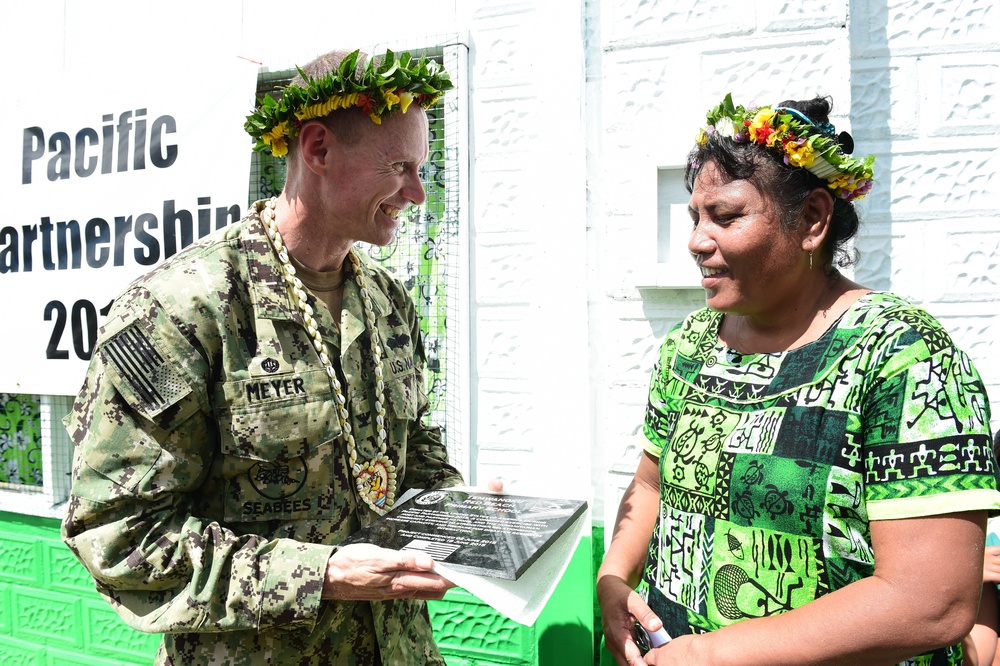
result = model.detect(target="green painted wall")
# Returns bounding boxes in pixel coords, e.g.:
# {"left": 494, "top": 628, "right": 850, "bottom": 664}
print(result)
{"left": 0, "top": 511, "right": 597, "bottom": 665}
{"left": 0, "top": 511, "right": 159, "bottom": 665}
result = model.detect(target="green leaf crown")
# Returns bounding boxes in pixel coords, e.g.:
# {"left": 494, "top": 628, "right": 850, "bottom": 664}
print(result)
{"left": 244, "top": 49, "right": 453, "bottom": 157}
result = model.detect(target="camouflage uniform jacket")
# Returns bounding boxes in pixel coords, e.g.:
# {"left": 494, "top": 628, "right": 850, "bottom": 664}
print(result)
{"left": 61, "top": 200, "right": 463, "bottom": 665}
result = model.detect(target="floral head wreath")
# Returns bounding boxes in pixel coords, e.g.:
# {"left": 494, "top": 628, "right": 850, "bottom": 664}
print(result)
{"left": 695, "top": 93, "right": 875, "bottom": 202}
{"left": 245, "top": 49, "right": 453, "bottom": 158}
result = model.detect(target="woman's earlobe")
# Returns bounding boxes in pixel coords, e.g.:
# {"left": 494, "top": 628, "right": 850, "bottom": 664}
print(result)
{"left": 803, "top": 188, "right": 834, "bottom": 233}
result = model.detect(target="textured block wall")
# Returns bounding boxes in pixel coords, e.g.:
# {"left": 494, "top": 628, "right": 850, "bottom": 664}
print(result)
{"left": 587, "top": 0, "right": 999, "bottom": 536}
{"left": 467, "top": 1, "right": 593, "bottom": 503}
{"left": 0, "top": 512, "right": 159, "bottom": 665}
{"left": 849, "top": 0, "right": 1000, "bottom": 407}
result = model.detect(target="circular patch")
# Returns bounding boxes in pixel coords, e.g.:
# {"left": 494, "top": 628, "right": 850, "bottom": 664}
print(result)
{"left": 248, "top": 457, "right": 307, "bottom": 500}
{"left": 261, "top": 358, "right": 280, "bottom": 373}
{"left": 415, "top": 490, "right": 448, "bottom": 506}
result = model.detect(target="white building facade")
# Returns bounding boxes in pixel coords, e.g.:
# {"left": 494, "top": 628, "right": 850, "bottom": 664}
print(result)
{"left": 1, "top": 1, "right": 996, "bottom": 663}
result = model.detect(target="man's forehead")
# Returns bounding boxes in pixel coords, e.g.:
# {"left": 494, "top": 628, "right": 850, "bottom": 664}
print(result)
{"left": 371, "top": 112, "right": 430, "bottom": 161}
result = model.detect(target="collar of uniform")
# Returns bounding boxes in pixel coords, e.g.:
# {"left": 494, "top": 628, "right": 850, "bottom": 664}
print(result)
{"left": 242, "top": 201, "right": 392, "bottom": 324}
{"left": 244, "top": 201, "right": 300, "bottom": 322}
{"left": 348, "top": 250, "right": 391, "bottom": 319}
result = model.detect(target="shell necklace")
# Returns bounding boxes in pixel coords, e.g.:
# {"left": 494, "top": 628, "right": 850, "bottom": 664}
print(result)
{"left": 261, "top": 197, "right": 397, "bottom": 515}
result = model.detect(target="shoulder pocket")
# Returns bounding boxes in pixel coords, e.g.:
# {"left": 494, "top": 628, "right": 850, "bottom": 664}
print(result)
{"left": 98, "top": 311, "right": 195, "bottom": 425}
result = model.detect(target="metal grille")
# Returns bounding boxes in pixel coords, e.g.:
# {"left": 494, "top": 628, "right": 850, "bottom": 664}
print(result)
{"left": 0, "top": 393, "right": 73, "bottom": 514}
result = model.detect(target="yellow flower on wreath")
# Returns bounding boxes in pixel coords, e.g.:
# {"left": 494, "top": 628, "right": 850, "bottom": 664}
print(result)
{"left": 296, "top": 93, "right": 362, "bottom": 122}
{"left": 828, "top": 172, "right": 863, "bottom": 196}
{"left": 382, "top": 86, "right": 400, "bottom": 111}
{"left": 766, "top": 120, "right": 790, "bottom": 149}
{"left": 398, "top": 91, "right": 415, "bottom": 113}
{"left": 268, "top": 137, "right": 289, "bottom": 158}
{"left": 748, "top": 108, "right": 776, "bottom": 144}
{"left": 784, "top": 139, "right": 817, "bottom": 168}
{"left": 263, "top": 122, "right": 290, "bottom": 158}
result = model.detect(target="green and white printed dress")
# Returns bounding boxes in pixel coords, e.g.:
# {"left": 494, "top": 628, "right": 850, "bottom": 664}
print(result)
{"left": 641, "top": 292, "right": 1000, "bottom": 665}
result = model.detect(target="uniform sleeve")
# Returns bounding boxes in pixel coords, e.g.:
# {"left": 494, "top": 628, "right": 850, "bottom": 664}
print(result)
{"left": 395, "top": 294, "right": 463, "bottom": 492}
{"left": 60, "top": 292, "right": 333, "bottom": 634}
{"left": 861, "top": 311, "right": 1000, "bottom": 520}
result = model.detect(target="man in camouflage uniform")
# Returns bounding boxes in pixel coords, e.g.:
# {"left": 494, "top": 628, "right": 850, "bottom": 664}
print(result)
{"left": 61, "top": 50, "right": 465, "bottom": 665}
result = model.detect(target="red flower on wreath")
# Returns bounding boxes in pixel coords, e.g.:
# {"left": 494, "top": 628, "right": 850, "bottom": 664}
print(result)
{"left": 750, "top": 119, "right": 775, "bottom": 145}
{"left": 358, "top": 93, "right": 375, "bottom": 116}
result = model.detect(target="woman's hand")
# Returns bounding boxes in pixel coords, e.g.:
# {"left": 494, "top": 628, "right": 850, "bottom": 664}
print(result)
{"left": 983, "top": 545, "right": 1000, "bottom": 583}
{"left": 643, "top": 634, "right": 709, "bottom": 665}
{"left": 597, "top": 452, "right": 664, "bottom": 665}
{"left": 597, "top": 574, "right": 662, "bottom": 666}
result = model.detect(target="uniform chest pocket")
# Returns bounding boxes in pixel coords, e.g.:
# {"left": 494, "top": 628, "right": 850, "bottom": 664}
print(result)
{"left": 215, "top": 369, "right": 342, "bottom": 523}
{"left": 348, "top": 366, "right": 418, "bottom": 441}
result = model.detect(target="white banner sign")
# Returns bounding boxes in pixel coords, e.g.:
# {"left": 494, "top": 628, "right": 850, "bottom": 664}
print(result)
{"left": 1, "top": 55, "right": 260, "bottom": 396}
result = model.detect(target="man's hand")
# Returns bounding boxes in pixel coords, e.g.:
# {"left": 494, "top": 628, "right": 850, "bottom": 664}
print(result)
{"left": 322, "top": 543, "right": 456, "bottom": 601}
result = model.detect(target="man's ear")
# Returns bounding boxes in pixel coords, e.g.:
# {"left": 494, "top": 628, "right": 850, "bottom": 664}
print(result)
{"left": 801, "top": 187, "right": 835, "bottom": 252}
{"left": 297, "top": 121, "right": 331, "bottom": 175}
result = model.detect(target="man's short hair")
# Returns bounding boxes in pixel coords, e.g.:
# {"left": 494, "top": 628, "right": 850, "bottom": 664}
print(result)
{"left": 289, "top": 49, "right": 374, "bottom": 148}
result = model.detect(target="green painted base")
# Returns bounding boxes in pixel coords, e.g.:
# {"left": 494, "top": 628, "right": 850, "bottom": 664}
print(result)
{"left": 1, "top": 511, "right": 601, "bottom": 665}
{"left": 429, "top": 534, "right": 595, "bottom": 666}
{"left": 0, "top": 511, "right": 160, "bottom": 665}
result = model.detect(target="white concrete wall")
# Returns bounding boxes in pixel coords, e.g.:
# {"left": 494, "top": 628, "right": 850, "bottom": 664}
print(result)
{"left": 7, "top": 0, "right": 998, "bottom": 540}
{"left": 588, "top": 0, "right": 1000, "bottom": 536}
{"left": 850, "top": 0, "right": 1000, "bottom": 414}
{"left": 465, "top": 1, "right": 592, "bottom": 502}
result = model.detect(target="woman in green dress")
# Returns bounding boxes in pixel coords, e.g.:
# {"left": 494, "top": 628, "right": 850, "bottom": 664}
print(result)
{"left": 597, "top": 94, "right": 1000, "bottom": 666}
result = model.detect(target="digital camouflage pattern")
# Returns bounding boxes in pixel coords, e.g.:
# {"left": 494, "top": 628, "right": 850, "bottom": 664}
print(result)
{"left": 641, "top": 292, "right": 1000, "bottom": 666}
{"left": 61, "top": 200, "right": 463, "bottom": 665}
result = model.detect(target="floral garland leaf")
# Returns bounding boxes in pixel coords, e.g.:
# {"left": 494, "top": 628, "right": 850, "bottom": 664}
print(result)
{"left": 339, "top": 49, "right": 361, "bottom": 80}
{"left": 379, "top": 49, "right": 399, "bottom": 78}
{"left": 706, "top": 92, "right": 739, "bottom": 127}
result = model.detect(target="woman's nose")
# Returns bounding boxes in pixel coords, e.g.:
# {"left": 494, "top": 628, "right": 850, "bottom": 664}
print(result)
{"left": 688, "top": 222, "right": 712, "bottom": 255}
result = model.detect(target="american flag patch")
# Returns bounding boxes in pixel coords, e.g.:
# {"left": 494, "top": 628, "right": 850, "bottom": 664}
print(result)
{"left": 103, "top": 324, "right": 189, "bottom": 415}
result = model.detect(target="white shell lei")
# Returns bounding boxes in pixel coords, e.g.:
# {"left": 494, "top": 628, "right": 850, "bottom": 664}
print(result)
{"left": 261, "top": 198, "right": 397, "bottom": 514}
